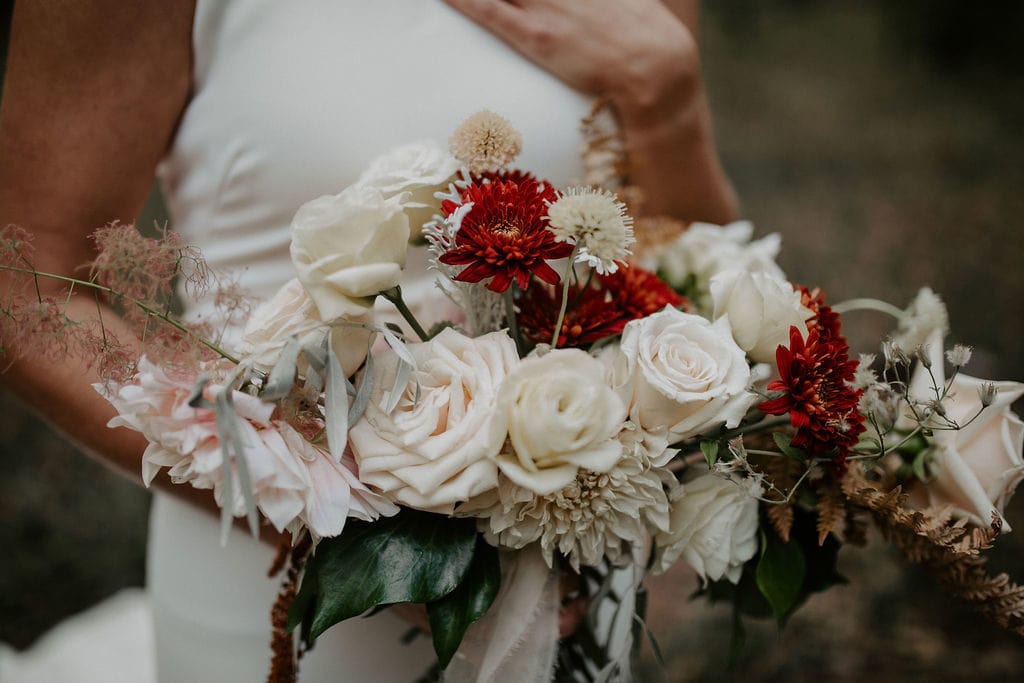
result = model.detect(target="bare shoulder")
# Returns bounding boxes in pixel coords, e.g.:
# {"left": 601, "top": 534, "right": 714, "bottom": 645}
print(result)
{"left": 0, "top": 0, "right": 195, "bottom": 253}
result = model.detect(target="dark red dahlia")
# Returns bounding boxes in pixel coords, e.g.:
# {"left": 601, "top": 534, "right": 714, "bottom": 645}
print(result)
{"left": 518, "top": 282, "right": 626, "bottom": 348}
{"left": 759, "top": 325, "right": 865, "bottom": 465}
{"left": 796, "top": 285, "right": 842, "bottom": 341}
{"left": 518, "top": 264, "right": 685, "bottom": 348}
{"left": 438, "top": 174, "right": 571, "bottom": 293}
{"left": 599, "top": 266, "right": 687, "bottom": 320}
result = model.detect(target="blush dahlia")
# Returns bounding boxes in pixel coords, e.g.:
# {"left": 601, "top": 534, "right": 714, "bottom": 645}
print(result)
{"left": 438, "top": 175, "right": 571, "bottom": 293}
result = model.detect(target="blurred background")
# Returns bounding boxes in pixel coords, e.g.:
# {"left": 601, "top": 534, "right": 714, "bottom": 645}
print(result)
{"left": 2, "top": 1, "right": 1022, "bottom": 680}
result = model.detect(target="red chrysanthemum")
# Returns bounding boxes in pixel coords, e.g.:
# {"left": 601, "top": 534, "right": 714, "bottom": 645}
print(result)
{"left": 438, "top": 174, "right": 571, "bottom": 293}
{"left": 759, "top": 325, "right": 865, "bottom": 466}
{"left": 599, "top": 266, "right": 687, "bottom": 320}
{"left": 796, "top": 285, "right": 842, "bottom": 341}
{"left": 518, "top": 264, "right": 685, "bottom": 348}
{"left": 518, "top": 282, "right": 625, "bottom": 348}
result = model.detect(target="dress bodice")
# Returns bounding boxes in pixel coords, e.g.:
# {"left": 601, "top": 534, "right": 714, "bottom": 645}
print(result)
{"left": 159, "top": 0, "right": 592, "bottom": 311}
{"left": 150, "top": 3, "right": 592, "bottom": 681}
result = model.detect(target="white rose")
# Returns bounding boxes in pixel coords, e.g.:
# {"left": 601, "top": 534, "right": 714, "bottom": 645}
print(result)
{"left": 493, "top": 349, "right": 626, "bottom": 496}
{"left": 356, "top": 141, "right": 461, "bottom": 234}
{"left": 710, "top": 269, "right": 812, "bottom": 363}
{"left": 238, "top": 278, "right": 370, "bottom": 376}
{"left": 655, "top": 221, "right": 785, "bottom": 314}
{"left": 907, "top": 332, "right": 1024, "bottom": 530}
{"left": 290, "top": 185, "right": 410, "bottom": 322}
{"left": 349, "top": 328, "right": 518, "bottom": 514}
{"left": 617, "top": 307, "right": 756, "bottom": 441}
{"left": 654, "top": 473, "right": 761, "bottom": 583}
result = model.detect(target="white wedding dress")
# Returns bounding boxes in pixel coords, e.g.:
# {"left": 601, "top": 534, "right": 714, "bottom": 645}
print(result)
{"left": 0, "top": 2, "right": 591, "bottom": 681}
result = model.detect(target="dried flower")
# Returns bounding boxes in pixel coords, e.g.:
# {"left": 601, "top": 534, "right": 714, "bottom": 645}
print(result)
{"left": 545, "top": 187, "right": 635, "bottom": 275}
{"left": 448, "top": 110, "right": 522, "bottom": 174}
{"left": 978, "top": 382, "right": 999, "bottom": 408}
{"left": 848, "top": 353, "right": 878, "bottom": 391}
{"left": 946, "top": 344, "right": 974, "bottom": 368}
{"left": 894, "top": 287, "right": 949, "bottom": 352}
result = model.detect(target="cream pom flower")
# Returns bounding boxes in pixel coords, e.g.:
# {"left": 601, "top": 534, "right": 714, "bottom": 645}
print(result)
{"left": 349, "top": 328, "right": 519, "bottom": 514}
{"left": 462, "top": 427, "right": 671, "bottom": 571}
{"left": 546, "top": 187, "right": 635, "bottom": 275}
{"left": 448, "top": 110, "right": 522, "bottom": 174}
{"left": 493, "top": 348, "right": 626, "bottom": 496}
{"left": 893, "top": 287, "right": 949, "bottom": 353}
{"left": 654, "top": 472, "right": 761, "bottom": 583}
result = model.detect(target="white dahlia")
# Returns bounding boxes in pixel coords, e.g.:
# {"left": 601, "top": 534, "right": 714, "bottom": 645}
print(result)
{"left": 461, "top": 429, "right": 671, "bottom": 571}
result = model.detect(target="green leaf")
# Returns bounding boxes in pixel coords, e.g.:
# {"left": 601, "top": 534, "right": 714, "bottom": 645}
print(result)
{"left": 426, "top": 540, "right": 501, "bottom": 669}
{"left": 755, "top": 527, "right": 806, "bottom": 624}
{"left": 305, "top": 510, "right": 478, "bottom": 640}
{"left": 912, "top": 451, "right": 928, "bottom": 482}
{"left": 772, "top": 432, "right": 807, "bottom": 462}
{"left": 287, "top": 564, "right": 319, "bottom": 641}
{"left": 700, "top": 440, "right": 720, "bottom": 468}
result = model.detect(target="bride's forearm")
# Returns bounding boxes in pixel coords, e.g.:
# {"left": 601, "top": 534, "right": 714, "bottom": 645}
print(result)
{"left": 617, "top": 86, "right": 738, "bottom": 224}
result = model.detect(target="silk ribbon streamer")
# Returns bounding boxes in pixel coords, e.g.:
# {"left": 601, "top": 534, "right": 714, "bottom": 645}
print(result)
{"left": 444, "top": 544, "right": 559, "bottom": 682}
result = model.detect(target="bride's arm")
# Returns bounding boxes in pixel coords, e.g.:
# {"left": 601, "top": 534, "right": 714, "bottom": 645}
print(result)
{"left": 0, "top": 1, "right": 194, "bottom": 480}
{"left": 443, "top": 0, "right": 738, "bottom": 223}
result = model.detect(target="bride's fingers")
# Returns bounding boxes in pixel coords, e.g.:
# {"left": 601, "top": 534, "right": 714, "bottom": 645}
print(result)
{"left": 442, "top": 0, "right": 528, "bottom": 39}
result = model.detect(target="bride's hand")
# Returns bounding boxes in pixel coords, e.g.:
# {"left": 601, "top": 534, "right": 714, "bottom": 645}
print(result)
{"left": 442, "top": 0, "right": 699, "bottom": 121}
{"left": 443, "top": 0, "right": 738, "bottom": 224}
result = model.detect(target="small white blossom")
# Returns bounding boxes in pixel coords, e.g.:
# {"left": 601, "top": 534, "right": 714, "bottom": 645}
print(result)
{"left": 546, "top": 187, "right": 635, "bottom": 275}
{"left": 894, "top": 287, "right": 949, "bottom": 352}
{"left": 848, "top": 354, "right": 879, "bottom": 391}
{"left": 946, "top": 344, "right": 973, "bottom": 368}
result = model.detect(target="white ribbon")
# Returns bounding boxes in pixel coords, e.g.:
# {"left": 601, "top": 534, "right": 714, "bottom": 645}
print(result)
{"left": 444, "top": 545, "right": 560, "bottom": 683}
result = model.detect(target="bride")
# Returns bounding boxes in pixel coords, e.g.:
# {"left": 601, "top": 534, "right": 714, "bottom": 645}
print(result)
{"left": 0, "top": 1, "right": 737, "bottom": 680}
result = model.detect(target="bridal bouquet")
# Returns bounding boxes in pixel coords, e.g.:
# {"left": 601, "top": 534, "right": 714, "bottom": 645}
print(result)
{"left": 3, "top": 110, "right": 1023, "bottom": 682}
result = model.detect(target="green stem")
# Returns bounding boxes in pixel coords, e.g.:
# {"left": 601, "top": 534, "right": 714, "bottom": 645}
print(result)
{"left": 380, "top": 286, "right": 429, "bottom": 342}
{"left": 550, "top": 243, "right": 581, "bottom": 349}
{"left": 503, "top": 287, "right": 524, "bottom": 356}
{"left": 669, "top": 415, "right": 792, "bottom": 451}
{"left": 831, "top": 297, "right": 904, "bottom": 319}
{"left": 0, "top": 264, "right": 240, "bottom": 363}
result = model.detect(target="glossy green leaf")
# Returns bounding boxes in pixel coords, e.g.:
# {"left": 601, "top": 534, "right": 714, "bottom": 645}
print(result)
{"left": 307, "top": 511, "right": 477, "bottom": 640}
{"left": 755, "top": 527, "right": 806, "bottom": 624}
{"left": 426, "top": 539, "right": 501, "bottom": 669}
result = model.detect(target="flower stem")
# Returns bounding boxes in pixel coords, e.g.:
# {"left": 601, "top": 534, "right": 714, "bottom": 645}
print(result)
{"left": 380, "top": 286, "right": 429, "bottom": 342}
{"left": 832, "top": 297, "right": 904, "bottom": 319}
{"left": 503, "top": 287, "right": 524, "bottom": 356}
{"left": 0, "top": 264, "right": 240, "bottom": 363}
{"left": 550, "top": 243, "right": 581, "bottom": 348}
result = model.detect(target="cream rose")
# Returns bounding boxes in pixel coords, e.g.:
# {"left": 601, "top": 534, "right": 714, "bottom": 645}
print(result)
{"left": 710, "top": 269, "right": 812, "bottom": 364}
{"left": 349, "top": 328, "right": 518, "bottom": 513}
{"left": 907, "top": 332, "right": 1024, "bottom": 530}
{"left": 654, "top": 473, "right": 761, "bottom": 583}
{"left": 654, "top": 221, "right": 785, "bottom": 314}
{"left": 493, "top": 349, "right": 627, "bottom": 496}
{"left": 617, "top": 307, "right": 756, "bottom": 441}
{"left": 290, "top": 185, "right": 410, "bottom": 322}
{"left": 356, "top": 141, "right": 461, "bottom": 235}
{"left": 237, "top": 278, "right": 370, "bottom": 377}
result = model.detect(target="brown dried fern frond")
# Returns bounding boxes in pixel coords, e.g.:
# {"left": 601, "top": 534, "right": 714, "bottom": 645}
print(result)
{"left": 844, "top": 464, "right": 1024, "bottom": 637}
{"left": 813, "top": 479, "right": 846, "bottom": 545}
{"left": 750, "top": 448, "right": 802, "bottom": 543}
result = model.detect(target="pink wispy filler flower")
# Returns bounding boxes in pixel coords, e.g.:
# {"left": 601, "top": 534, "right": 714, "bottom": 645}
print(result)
{"left": 98, "top": 358, "right": 397, "bottom": 538}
